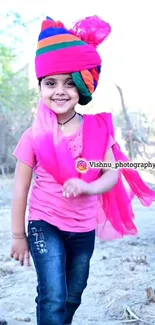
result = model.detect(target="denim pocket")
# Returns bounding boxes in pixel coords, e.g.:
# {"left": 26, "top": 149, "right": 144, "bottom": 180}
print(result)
{"left": 28, "top": 220, "right": 51, "bottom": 235}
{"left": 28, "top": 221, "right": 49, "bottom": 255}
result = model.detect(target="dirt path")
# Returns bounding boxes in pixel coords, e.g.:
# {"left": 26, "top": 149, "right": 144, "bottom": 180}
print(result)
{"left": 0, "top": 179, "right": 155, "bottom": 325}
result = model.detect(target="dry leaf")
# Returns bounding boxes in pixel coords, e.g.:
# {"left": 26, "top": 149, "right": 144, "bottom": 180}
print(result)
{"left": 133, "top": 255, "right": 148, "bottom": 265}
{"left": 146, "top": 287, "right": 155, "bottom": 303}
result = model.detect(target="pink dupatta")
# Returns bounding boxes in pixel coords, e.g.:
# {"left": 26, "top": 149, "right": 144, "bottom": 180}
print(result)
{"left": 32, "top": 100, "right": 155, "bottom": 240}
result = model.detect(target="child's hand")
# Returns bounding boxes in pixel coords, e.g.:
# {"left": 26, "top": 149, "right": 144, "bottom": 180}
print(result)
{"left": 63, "top": 178, "right": 92, "bottom": 197}
{"left": 10, "top": 237, "right": 31, "bottom": 267}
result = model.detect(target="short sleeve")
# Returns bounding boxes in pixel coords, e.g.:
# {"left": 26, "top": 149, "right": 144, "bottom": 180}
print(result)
{"left": 13, "top": 127, "right": 36, "bottom": 168}
{"left": 107, "top": 135, "right": 116, "bottom": 149}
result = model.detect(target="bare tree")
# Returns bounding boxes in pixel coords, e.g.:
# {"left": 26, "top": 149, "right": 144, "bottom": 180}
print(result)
{"left": 115, "top": 84, "right": 155, "bottom": 161}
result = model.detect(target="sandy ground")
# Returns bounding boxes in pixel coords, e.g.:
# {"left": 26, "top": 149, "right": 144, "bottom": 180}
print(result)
{"left": 0, "top": 176, "right": 155, "bottom": 325}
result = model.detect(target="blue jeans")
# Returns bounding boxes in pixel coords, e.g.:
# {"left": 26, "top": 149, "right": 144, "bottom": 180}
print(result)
{"left": 28, "top": 220, "right": 95, "bottom": 325}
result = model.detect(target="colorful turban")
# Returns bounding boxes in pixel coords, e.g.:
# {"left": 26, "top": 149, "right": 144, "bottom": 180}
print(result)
{"left": 35, "top": 16, "right": 111, "bottom": 105}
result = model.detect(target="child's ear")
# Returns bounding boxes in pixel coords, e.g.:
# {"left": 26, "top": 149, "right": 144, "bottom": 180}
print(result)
{"left": 38, "top": 78, "right": 43, "bottom": 95}
{"left": 38, "top": 82, "right": 42, "bottom": 95}
{"left": 38, "top": 85, "right": 41, "bottom": 94}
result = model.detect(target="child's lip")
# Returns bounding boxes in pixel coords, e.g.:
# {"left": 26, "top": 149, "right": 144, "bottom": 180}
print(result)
{"left": 52, "top": 99, "right": 69, "bottom": 101}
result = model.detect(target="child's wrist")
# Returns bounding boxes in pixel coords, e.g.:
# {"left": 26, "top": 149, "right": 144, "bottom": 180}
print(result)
{"left": 12, "top": 232, "right": 27, "bottom": 239}
{"left": 86, "top": 182, "right": 97, "bottom": 195}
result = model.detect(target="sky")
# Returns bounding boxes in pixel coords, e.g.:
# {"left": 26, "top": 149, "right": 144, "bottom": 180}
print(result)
{"left": 1, "top": 0, "right": 155, "bottom": 115}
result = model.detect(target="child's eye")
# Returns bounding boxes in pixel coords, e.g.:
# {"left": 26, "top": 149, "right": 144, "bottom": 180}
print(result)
{"left": 46, "top": 81, "right": 55, "bottom": 87}
{"left": 66, "top": 80, "right": 75, "bottom": 87}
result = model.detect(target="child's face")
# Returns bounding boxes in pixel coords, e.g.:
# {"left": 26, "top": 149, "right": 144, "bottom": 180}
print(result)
{"left": 40, "top": 74, "right": 79, "bottom": 114}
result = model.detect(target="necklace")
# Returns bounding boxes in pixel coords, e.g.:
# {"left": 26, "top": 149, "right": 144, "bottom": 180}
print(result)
{"left": 58, "top": 112, "right": 76, "bottom": 131}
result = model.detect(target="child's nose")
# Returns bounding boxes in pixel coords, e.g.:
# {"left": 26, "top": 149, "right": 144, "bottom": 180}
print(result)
{"left": 56, "top": 84, "right": 65, "bottom": 95}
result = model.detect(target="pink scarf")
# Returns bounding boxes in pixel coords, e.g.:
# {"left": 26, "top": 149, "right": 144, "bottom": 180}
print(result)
{"left": 32, "top": 100, "right": 155, "bottom": 240}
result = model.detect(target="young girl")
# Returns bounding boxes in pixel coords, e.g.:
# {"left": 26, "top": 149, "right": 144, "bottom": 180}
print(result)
{"left": 10, "top": 16, "right": 155, "bottom": 325}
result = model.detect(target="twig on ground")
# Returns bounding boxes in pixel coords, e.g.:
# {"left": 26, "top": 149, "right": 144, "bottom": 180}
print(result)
{"left": 126, "top": 307, "right": 140, "bottom": 320}
{"left": 122, "top": 306, "right": 154, "bottom": 325}
{"left": 13, "top": 317, "right": 31, "bottom": 322}
{"left": 121, "top": 320, "right": 139, "bottom": 323}
{"left": 105, "top": 298, "right": 115, "bottom": 309}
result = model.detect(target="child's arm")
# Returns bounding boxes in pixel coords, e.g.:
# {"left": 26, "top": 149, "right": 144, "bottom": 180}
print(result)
{"left": 11, "top": 160, "right": 33, "bottom": 266}
{"left": 11, "top": 160, "right": 33, "bottom": 235}
{"left": 89, "top": 147, "right": 118, "bottom": 195}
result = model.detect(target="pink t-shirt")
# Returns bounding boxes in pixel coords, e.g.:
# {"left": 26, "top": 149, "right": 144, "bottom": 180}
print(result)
{"left": 13, "top": 123, "right": 115, "bottom": 233}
